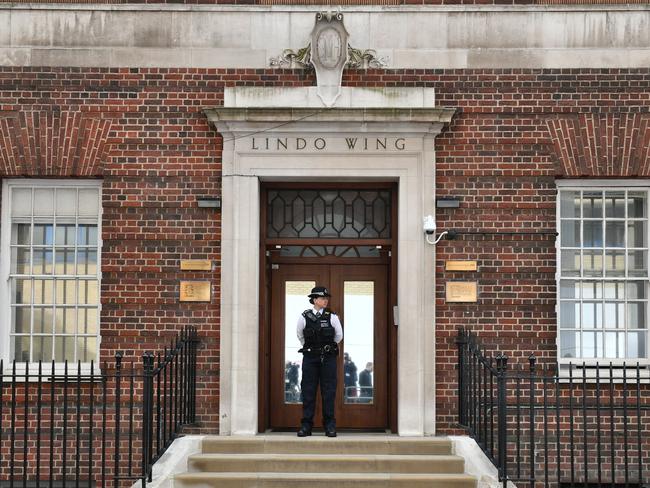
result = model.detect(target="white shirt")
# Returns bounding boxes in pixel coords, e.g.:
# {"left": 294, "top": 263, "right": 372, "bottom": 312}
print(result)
{"left": 296, "top": 308, "right": 343, "bottom": 346}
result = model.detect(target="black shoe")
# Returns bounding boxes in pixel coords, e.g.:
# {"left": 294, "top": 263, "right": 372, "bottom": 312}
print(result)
{"left": 325, "top": 429, "right": 337, "bottom": 437}
{"left": 297, "top": 427, "right": 312, "bottom": 437}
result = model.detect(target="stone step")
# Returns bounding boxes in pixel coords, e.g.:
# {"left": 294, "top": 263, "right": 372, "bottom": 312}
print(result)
{"left": 188, "top": 453, "right": 466, "bottom": 474}
{"left": 200, "top": 436, "right": 454, "bottom": 456}
{"left": 174, "top": 472, "right": 478, "bottom": 488}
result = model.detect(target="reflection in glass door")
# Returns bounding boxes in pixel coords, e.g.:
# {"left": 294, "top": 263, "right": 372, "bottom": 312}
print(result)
{"left": 343, "top": 281, "right": 374, "bottom": 404}
{"left": 284, "top": 281, "right": 315, "bottom": 404}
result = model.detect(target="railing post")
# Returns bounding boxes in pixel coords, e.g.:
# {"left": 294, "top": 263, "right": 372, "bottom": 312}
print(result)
{"left": 456, "top": 328, "right": 468, "bottom": 426}
{"left": 496, "top": 353, "right": 509, "bottom": 488}
{"left": 113, "top": 352, "right": 123, "bottom": 488}
{"left": 142, "top": 352, "right": 154, "bottom": 488}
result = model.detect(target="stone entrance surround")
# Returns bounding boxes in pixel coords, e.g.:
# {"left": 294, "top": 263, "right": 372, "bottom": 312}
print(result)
{"left": 205, "top": 87, "right": 455, "bottom": 435}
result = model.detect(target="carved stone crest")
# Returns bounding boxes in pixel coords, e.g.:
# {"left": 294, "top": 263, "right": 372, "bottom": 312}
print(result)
{"left": 310, "top": 11, "right": 349, "bottom": 107}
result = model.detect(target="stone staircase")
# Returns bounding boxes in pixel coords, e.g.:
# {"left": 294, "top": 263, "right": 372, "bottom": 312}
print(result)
{"left": 173, "top": 435, "right": 478, "bottom": 488}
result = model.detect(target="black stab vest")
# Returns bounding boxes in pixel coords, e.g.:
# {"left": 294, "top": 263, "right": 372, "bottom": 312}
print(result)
{"left": 302, "top": 309, "right": 336, "bottom": 349}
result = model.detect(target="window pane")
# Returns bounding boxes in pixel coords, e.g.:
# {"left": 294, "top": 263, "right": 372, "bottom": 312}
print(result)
{"left": 560, "top": 191, "right": 580, "bottom": 218}
{"left": 627, "top": 282, "right": 646, "bottom": 300}
{"left": 581, "top": 281, "right": 602, "bottom": 299}
{"left": 13, "top": 336, "right": 31, "bottom": 362}
{"left": 78, "top": 225, "right": 98, "bottom": 246}
{"left": 13, "top": 224, "right": 31, "bottom": 245}
{"left": 583, "top": 192, "right": 602, "bottom": 218}
{"left": 12, "top": 188, "right": 32, "bottom": 217}
{"left": 627, "top": 302, "right": 647, "bottom": 329}
{"left": 627, "top": 331, "right": 647, "bottom": 358}
{"left": 627, "top": 251, "right": 648, "bottom": 277}
{"left": 77, "top": 250, "right": 97, "bottom": 275}
{"left": 12, "top": 307, "right": 31, "bottom": 334}
{"left": 560, "top": 302, "right": 579, "bottom": 328}
{"left": 605, "top": 250, "right": 625, "bottom": 277}
{"left": 33, "top": 280, "right": 54, "bottom": 304}
{"left": 55, "top": 249, "right": 76, "bottom": 275}
{"left": 561, "top": 250, "right": 581, "bottom": 276}
{"left": 604, "top": 302, "right": 624, "bottom": 329}
{"left": 12, "top": 279, "right": 31, "bottom": 304}
{"left": 604, "top": 282, "right": 625, "bottom": 299}
{"left": 627, "top": 192, "right": 647, "bottom": 219}
{"left": 77, "top": 336, "right": 97, "bottom": 363}
{"left": 33, "top": 307, "right": 54, "bottom": 334}
{"left": 55, "top": 280, "right": 76, "bottom": 304}
{"left": 33, "top": 249, "right": 53, "bottom": 275}
{"left": 605, "top": 221, "right": 625, "bottom": 247}
{"left": 12, "top": 247, "right": 31, "bottom": 274}
{"left": 561, "top": 220, "right": 581, "bottom": 247}
{"left": 560, "top": 331, "right": 581, "bottom": 359}
{"left": 33, "top": 336, "right": 53, "bottom": 362}
{"left": 33, "top": 225, "right": 54, "bottom": 246}
{"left": 54, "top": 336, "right": 75, "bottom": 362}
{"left": 56, "top": 189, "right": 76, "bottom": 216}
{"left": 78, "top": 308, "right": 97, "bottom": 334}
{"left": 627, "top": 221, "right": 647, "bottom": 248}
{"left": 583, "top": 221, "right": 603, "bottom": 247}
{"left": 55, "top": 224, "right": 76, "bottom": 246}
{"left": 582, "top": 302, "right": 602, "bottom": 329}
{"left": 604, "top": 332, "right": 625, "bottom": 358}
{"left": 78, "top": 280, "right": 99, "bottom": 305}
{"left": 605, "top": 191, "right": 626, "bottom": 218}
{"left": 560, "top": 280, "right": 580, "bottom": 299}
{"left": 583, "top": 250, "right": 603, "bottom": 277}
{"left": 78, "top": 189, "right": 99, "bottom": 217}
{"left": 55, "top": 307, "right": 76, "bottom": 334}
{"left": 583, "top": 332, "right": 603, "bottom": 358}
{"left": 34, "top": 189, "right": 54, "bottom": 216}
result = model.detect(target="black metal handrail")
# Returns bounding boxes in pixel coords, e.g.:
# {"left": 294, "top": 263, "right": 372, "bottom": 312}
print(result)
{"left": 0, "top": 326, "right": 199, "bottom": 488}
{"left": 457, "top": 327, "right": 649, "bottom": 488}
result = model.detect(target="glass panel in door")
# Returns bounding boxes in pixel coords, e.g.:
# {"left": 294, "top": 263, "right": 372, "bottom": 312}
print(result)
{"left": 284, "top": 281, "right": 315, "bottom": 404}
{"left": 343, "top": 281, "right": 374, "bottom": 404}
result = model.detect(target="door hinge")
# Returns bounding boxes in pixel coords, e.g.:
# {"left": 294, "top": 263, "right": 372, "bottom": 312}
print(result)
{"left": 271, "top": 264, "right": 280, "bottom": 270}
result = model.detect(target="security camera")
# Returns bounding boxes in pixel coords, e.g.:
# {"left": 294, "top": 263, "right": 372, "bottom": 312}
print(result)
{"left": 423, "top": 215, "right": 436, "bottom": 235}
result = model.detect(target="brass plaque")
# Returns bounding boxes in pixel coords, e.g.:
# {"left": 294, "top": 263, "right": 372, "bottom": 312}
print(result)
{"left": 445, "top": 260, "right": 478, "bottom": 272}
{"left": 446, "top": 281, "right": 478, "bottom": 303}
{"left": 180, "top": 281, "right": 211, "bottom": 302}
{"left": 180, "top": 260, "right": 213, "bottom": 271}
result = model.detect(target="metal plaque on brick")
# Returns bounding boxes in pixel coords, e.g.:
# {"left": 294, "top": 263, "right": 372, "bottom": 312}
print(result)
{"left": 180, "top": 281, "right": 211, "bottom": 302}
{"left": 445, "top": 260, "right": 478, "bottom": 272}
{"left": 180, "top": 260, "right": 213, "bottom": 271}
{"left": 445, "top": 281, "right": 478, "bottom": 303}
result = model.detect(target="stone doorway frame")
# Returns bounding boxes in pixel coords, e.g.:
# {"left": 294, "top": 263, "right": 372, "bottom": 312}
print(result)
{"left": 205, "top": 107, "right": 455, "bottom": 436}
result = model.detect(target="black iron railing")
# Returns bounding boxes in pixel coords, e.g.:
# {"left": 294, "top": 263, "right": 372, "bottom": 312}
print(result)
{"left": 0, "top": 326, "right": 199, "bottom": 488}
{"left": 457, "top": 328, "right": 649, "bottom": 488}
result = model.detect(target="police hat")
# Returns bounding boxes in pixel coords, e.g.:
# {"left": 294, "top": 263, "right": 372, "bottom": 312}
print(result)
{"left": 308, "top": 286, "right": 331, "bottom": 300}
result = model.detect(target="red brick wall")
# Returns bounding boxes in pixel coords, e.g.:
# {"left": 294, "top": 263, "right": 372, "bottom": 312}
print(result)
{"left": 0, "top": 67, "right": 649, "bottom": 443}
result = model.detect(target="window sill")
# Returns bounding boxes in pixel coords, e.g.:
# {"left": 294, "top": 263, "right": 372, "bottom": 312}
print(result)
{"left": 557, "top": 360, "right": 650, "bottom": 383}
{"left": 1, "top": 362, "right": 102, "bottom": 381}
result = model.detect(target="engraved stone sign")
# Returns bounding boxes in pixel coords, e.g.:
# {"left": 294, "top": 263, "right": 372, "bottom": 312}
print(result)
{"left": 310, "top": 11, "right": 349, "bottom": 107}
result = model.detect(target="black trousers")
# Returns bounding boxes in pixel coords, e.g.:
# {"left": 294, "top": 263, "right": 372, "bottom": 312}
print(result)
{"left": 300, "top": 353, "right": 337, "bottom": 430}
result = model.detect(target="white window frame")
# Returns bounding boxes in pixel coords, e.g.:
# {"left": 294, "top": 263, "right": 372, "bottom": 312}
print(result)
{"left": 0, "top": 179, "right": 102, "bottom": 376}
{"left": 557, "top": 180, "right": 650, "bottom": 379}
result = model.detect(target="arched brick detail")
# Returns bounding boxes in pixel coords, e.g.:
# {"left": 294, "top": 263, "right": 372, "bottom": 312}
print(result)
{"left": 546, "top": 113, "right": 650, "bottom": 178}
{"left": 0, "top": 111, "right": 114, "bottom": 177}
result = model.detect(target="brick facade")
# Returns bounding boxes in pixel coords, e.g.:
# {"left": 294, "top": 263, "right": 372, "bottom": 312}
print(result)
{"left": 1, "top": 67, "right": 649, "bottom": 437}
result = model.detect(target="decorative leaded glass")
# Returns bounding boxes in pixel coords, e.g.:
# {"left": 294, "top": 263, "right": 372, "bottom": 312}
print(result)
{"left": 267, "top": 189, "right": 391, "bottom": 239}
{"left": 278, "top": 246, "right": 381, "bottom": 258}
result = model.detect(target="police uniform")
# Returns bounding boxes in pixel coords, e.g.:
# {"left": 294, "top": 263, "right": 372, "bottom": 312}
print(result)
{"left": 296, "top": 286, "right": 343, "bottom": 437}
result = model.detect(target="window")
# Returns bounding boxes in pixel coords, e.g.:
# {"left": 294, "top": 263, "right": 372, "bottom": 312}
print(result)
{"left": 558, "top": 182, "right": 648, "bottom": 363}
{"left": 1, "top": 180, "right": 101, "bottom": 366}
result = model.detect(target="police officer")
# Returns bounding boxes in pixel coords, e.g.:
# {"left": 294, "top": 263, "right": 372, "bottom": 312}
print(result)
{"left": 296, "top": 286, "right": 343, "bottom": 437}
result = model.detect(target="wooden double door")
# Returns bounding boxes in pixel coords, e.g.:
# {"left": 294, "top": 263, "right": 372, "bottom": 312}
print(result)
{"left": 269, "top": 263, "right": 388, "bottom": 430}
